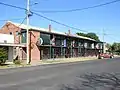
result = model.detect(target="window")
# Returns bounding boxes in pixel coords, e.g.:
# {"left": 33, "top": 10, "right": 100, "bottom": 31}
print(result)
{"left": 63, "top": 39, "right": 67, "bottom": 47}
{"left": 40, "top": 33, "right": 50, "bottom": 45}
{"left": 87, "top": 43, "right": 92, "bottom": 48}
{"left": 16, "top": 31, "right": 19, "bottom": 36}
{"left": 10, "top": 32, "right": 12, "bottom": 35}
{"left": 56, "top": 39, "right": 61, "bottom": 46}
{"left": 84, "top": 43, "right": 88, "bottom": 48}
{"left": 91, "top": 43, "right": 95, "bottom": 49}
{"left": 4, "top": 40, "right": 7, "bottom": 43}
{"left": 21, "top": 32, "right": 26, "bottom": 43}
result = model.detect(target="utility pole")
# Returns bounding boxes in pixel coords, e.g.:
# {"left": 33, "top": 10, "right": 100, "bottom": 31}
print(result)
{"left": 103, "top": 29, "right": 105, "bottom": 43}
{"left": 26, "top": 0, "right": 30, "bottom": 64}
{"left": 49, "top": 21, "right": 52, "bottom": 59}
{"left": 103, "top": 29, "right": 105, "bottom": 53}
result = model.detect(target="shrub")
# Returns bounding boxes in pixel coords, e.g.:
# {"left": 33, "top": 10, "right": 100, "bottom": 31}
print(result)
{"left": 0, "top": 47, "right": 7, "bottom": 65}
{"left": 13, "top": 60, "right": 21, "bottom": 65}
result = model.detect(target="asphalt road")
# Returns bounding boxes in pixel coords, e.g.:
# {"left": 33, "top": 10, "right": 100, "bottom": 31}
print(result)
{"left": 0, "top": 57, "right": 120, "bottom": 90}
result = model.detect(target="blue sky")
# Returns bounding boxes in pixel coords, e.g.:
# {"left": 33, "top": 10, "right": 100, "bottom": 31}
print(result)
{"left": 0, "top": 0, "right": 120, "bottom": 44}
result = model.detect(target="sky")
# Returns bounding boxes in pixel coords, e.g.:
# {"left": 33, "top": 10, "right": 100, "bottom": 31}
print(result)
{"left": 0, "top": 0, "right": 120, "bottom": 44}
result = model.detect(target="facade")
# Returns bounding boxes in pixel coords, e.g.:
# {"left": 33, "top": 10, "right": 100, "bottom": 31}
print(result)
{"left": 0, "top": 33, "right": 26, "bottom": 61}
{"left": 0, "top": 21, "right": 103, "bottom": 63}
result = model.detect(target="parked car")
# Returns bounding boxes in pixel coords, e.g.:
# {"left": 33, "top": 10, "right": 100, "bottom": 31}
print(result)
{"left": 98, "top": 53, "right": 114, "bottom": 59}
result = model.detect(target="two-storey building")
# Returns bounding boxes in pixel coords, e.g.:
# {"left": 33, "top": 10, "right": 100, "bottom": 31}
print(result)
{"left": 0, "top": 21, "right": 103, "bottom": 63}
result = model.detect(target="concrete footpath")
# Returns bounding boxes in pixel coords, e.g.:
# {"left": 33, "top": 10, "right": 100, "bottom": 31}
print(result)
{"left": 1, "top": 56, "right": 119, "bottom": 69}
{"left": 31, "top": 56, "right": 98, "bottom": 66}
{"left": 0, "top": 56, "right": 98, "bottom": 69}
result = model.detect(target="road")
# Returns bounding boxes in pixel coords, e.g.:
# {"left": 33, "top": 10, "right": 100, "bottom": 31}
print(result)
{"left": 0, "top": 57, "right": 120, "bottom": 90}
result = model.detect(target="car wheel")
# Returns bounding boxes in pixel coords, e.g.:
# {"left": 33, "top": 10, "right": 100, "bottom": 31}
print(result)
{"left": 98, "top": 56, "right": 101, "bottom": 59}
{"left": 110, "top": 56, "right": 113, "bottom": 58}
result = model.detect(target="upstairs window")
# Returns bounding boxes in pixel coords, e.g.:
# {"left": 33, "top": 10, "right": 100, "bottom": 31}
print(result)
{"left": 16, "top": 31, "right": 19, "bottom": 36}
{"left": 21, "top": 32, "right": 26, "bottom": 43}
{"left": 40, "top": 33, "right": 50, "bottom": 45}
{"left": 10, "top": 32, "right": 13, "bottom": 35}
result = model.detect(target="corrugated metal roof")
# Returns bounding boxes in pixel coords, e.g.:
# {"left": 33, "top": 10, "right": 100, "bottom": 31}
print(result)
{"left": 7, "top": 21, "right": 96, "bottom": 41}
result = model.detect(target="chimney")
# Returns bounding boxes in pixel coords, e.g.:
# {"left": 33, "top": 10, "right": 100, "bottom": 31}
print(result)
{"left": 68, "top": 29, "right": 71, "bottom": 35}
{"left": 49, "top": 24, "right": 51, "bottom": 32}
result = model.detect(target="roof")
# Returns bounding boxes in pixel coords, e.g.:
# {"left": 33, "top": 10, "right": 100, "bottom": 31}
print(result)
{"left": 7, "top": 21, "right": 96, "bottom": 42}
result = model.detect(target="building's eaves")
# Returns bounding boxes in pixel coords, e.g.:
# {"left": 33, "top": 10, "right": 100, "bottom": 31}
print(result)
{"left": 7, "top": 21, "right": 47, "bottom": 32}
{"left": 0, "top": 43, "right": 26, "bottom": 47}
{"left": 73, "top": 34, "right": 96, "bottom": 41}
{"left": 7, "top": 21, "right": 96, "bottom": 42}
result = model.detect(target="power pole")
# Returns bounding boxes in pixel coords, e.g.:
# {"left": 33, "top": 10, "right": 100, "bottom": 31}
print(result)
{"left": 103, "top": 29, "right": 105, "bottom": 53}
{"left": 103, "top": 29, "right": 105, "bottom": 43}
{"left": 26, "top": 0, "right": 30, "bottom": 64}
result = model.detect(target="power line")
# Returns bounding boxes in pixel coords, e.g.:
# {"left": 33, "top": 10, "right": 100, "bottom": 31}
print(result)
{"left": 0, "top": 2, "right": 96, "bottom": 34}
{"left": 0, "top": 18, "right": 25, "bottom": 22}
{"left": 17, "top": 17, "right": 27, "bottom": 27}
{"left": 32, "top": 0, "right": 120, "bottom": 13}
{"left": 106, "top": 34, "right": 120, "bottom": 42}
{"left": 100, "top": 32, "right": 120, "bottom": 43}
{"left": 0, "top": 2, "right": 26, "bottom": 10}
{"left": 7, "top": 17, "right": 27, "bottom": 30}
{"left": 33, "top": 12, "right": 120, "bottom": 41}
{"left": 12, "top": 17, "right": 27, "bottom": 44}
{"left": 33, "top": 12, "right": 118, "bottom": 36}
{"left": 33, "top": 12, "right": 90, "bottom": 33}
{"left": 0, "top": 1, "right": 118, "bottom": 34}
{"left": 0, "top": 1, "right": 118, "bottom": 37}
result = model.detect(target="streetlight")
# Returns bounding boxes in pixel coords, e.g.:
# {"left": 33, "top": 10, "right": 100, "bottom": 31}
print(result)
{"left": 30, "top": 2, "right": 38, "bottom": 6}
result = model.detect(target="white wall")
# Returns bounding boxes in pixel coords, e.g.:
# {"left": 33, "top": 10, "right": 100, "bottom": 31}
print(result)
{"left": 0, "top": 33, "right": 14, "bottom": 43}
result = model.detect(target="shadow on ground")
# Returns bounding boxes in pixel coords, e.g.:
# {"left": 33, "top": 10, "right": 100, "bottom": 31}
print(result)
{"left": 60, "top": 73, "right": 120, "bottom": 90}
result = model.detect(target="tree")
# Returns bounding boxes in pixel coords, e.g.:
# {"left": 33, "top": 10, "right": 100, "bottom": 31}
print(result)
{"left": 106, "top": 43, "right": 112, "bottom": 52}
{"left": 112, "top": 43, "right": 118, "bottom": 51}
{"left": 106, "top": 42, "right": 120, "bottom": 55}
{"left": 76, "top": 32, "right": 87, "bottom": 37}
{"left": 86, "top": 33, "right": 100, "bottom": 41}
{"left": 76, "top": 32, "right": 100, "bottom": 41}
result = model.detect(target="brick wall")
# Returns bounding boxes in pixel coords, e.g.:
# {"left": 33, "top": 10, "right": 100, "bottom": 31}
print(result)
{"left": 30, "top": 31, "right": 40, "bottom": 61}
{"left": 0, "top": 22, "right": 41, "bottom": 62}
{"left": 0, "top": 22, "right": 21, "bottom": 44}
